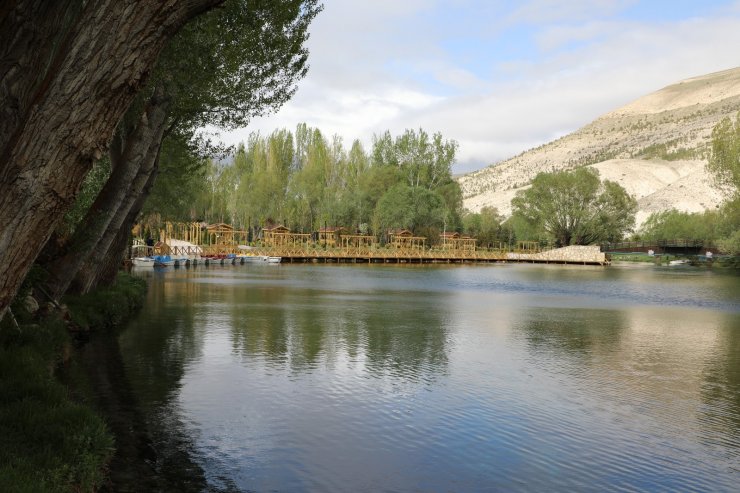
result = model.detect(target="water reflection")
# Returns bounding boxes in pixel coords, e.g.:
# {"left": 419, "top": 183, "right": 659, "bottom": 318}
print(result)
{"left": 122, "top": 264, "right": 740, "bottom": 492}
{"left": 701, "top": 317, "right": 740, "bottom": 455}
{"left": 119, "top": 274, "right": 239, "bottom": 492}
{"left": 220, "top": 271, "right": 450, "bottom": 381}
{"left": 514, "top": 304, "right": 740, "bottom": 490}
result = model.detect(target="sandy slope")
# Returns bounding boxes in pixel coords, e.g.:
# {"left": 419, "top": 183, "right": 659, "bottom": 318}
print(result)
{"left": 459, "top": 67, "right": 740, "bottom": 227}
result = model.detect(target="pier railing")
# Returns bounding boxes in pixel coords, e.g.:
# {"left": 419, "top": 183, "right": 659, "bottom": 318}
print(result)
{"left": 147, "top": 238, "right": 553, "bottom": 263}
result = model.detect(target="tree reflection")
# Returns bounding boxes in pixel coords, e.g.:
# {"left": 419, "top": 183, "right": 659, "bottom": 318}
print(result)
{"left": 117, "top": 275, "right": 239, "bottom": 492}
{"left": 700, "top": 313, "right": 740, "bottom": 444}
{"left": 517, "top": 307, "right": 627, "bottom": 362}
{"left": 227, "top": 287, "right": 450, "bottom": 382}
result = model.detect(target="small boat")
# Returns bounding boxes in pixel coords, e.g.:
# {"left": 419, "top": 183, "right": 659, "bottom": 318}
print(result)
{"left": 668, "top": 259, "right": 690, "bottom": 266}
{"left": 266, "top": 256, "right": 282, "bottom": 264}
{"left": 153, "top": 255, "right": 174, "bottom": 267}
{"left": 237, "top": 255, "right": 263, "bottom": 263}
{"left": 131, "top": 244, "right": 155, "bottom": 267}
{"left": 203, "top": 255, "right": 227, "bottom": 265}
{"left": 132, "top": 256, "right": 155, "bottom": 267}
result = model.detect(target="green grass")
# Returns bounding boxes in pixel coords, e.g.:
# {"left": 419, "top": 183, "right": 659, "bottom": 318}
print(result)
{"left": 63, "top": 273, "right": 147, "bottom": 331}
{"left": 0, "top": 272, "right": 147, "bottom": 492}
{"left": 609, "top": 253, "right": 657, "bottom": 263}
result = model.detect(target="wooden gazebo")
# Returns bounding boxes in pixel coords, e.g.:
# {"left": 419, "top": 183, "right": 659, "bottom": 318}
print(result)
{"left": 459, "top": 235, "right": 477, "bottom": 251}
{"left": 206, "top": 223, "right": 235, "bottom": 245}
{"left": 440, "top": 231, "right": 460, "bottom": 249}
{"left": 263, "top": 225, "right": 311, "bottom": 247}
{"left": 318, "top": 226, "right": 347, "bottom": 247}
{"left": 389, "top": 229, "right": 426, "bottom": 249}
{"left": 340, "top": 234, "right": 376, "bottom": 249}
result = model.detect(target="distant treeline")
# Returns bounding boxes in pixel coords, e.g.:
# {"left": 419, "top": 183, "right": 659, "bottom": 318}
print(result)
{"left": 140, "top": 125, "right": 466, "bottom": 244}
{"left": 132, "top": 112, "right": 740, "bottom": 252}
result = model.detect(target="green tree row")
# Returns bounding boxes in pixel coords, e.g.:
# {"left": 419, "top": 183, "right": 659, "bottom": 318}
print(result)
{"left": 146, "top": 126, "right": 463, "bottom": 241}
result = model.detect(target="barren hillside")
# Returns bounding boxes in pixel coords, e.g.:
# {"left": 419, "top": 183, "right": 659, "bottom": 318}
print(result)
{"left": 459, "top": 67, "right": 740, "bottom": 227}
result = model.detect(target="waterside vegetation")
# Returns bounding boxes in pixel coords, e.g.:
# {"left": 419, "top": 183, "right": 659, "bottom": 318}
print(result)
{"left": 0, "top": 273, "right": 147, "bottom": 492}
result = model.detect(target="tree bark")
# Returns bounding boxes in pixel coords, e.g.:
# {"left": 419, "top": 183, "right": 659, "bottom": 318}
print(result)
{"left": 72, "top": 111, "right": 168, "bottom": 295}
{"left": 0, "top": 0, "right": 223, "bottom": 316}
{"left": 42, "top": 93, "right": 170, "bottom": 301}
{"left": 92, "top": 167, "right": 159, "bottom": 291}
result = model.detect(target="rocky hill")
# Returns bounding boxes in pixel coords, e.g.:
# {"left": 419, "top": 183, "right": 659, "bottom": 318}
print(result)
{"left": 459, "top": 67, "right": 740, "bottom": 227}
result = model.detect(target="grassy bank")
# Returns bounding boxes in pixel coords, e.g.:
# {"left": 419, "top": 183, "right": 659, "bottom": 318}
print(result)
{"left": 0, "top": 273, "right": 146, "bottom": 492}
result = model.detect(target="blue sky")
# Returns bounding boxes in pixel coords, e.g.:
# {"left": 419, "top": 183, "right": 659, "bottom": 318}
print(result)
{"left": 217, "top": 0, "right": 740, "bottom": 174}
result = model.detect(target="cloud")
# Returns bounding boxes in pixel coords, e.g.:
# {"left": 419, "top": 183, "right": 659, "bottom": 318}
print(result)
{"left": 219, "top": 1, "right": 740, "bottom": 175}
{"left": 507, "top": 0, "right": 637, "bottom": 25}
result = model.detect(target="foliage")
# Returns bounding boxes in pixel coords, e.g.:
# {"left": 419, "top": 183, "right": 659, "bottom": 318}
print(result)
{"left": 142, "top": 134, "right": 209, "bottom": 222}
{"left": 134, "top": 0, "right": 321, "bottom": 231}
{"left": 718, "top": 229, "right": 740, "bottom": 256}
{"left": 146, "top": 0, "right": 322, "bottom": 134}
{"left": 374, "top": 184, "right": 446, "bottom": 234}
{"left": 372, "top": 128, "right": 458, "bottom": 190}
{"left": 707, "top": 112, "right": 740, "bottom": 198}
{"left": 0, "top": 319, "right": 113, "bottom": 492}
{"left": 511, "top": 168, "right": 637, "bottom": 246}
{"left": 60, "top": 158, "right": 112, "bottom": 237}
{"left": 63, "top": 273, "right": 147, "bottom": 331}
{"left": 639, "top": 209, "right": 719, "bottom": 242}
{"left": 638, "top": 198, "right": 740, "bottom": 253}
{"left": 462, "top": 207, "right": 510, "bottom": 247}
{"left": 162, "top": 125, "right": 463, "bottom": 238}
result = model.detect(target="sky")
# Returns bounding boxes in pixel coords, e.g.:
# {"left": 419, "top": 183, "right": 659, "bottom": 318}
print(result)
{"left": 216, "top": 0, "right": 740, "bottom": 174}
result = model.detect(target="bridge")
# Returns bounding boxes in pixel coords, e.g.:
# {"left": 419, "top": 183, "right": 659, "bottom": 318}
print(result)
{"left": 600, "top": 239, "right": 716, "bottom": 255}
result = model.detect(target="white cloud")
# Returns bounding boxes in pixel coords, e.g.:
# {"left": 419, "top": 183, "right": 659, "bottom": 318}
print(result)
{"left": 221, "top": 1, "right": 740, "bottom": 175}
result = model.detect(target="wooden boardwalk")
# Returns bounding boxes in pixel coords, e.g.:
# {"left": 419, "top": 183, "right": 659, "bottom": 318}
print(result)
{"left": 157, "top": 244, "right": 607, "bottom": 266}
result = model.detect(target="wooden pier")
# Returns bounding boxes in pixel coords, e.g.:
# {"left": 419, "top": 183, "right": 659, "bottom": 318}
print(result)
{"left": 152, "top": 243, "right": 608, "bottom": 266}
{"left": 142, "top": 222, "right": 608, "bottom": 266}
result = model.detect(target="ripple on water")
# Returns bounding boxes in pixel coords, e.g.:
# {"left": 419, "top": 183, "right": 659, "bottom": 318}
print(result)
{"left": 121, "top": 264, "right": 740, "bottom": 492}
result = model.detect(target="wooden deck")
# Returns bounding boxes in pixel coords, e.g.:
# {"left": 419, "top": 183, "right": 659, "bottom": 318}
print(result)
{"left": 148, "top": 238, "right": 608, "bottom": 266}
{"left": 260, "top": 246, "right": 511, "bottom": 264}
{"left": 155, "top": 245, "right": 604, "bottom": 265}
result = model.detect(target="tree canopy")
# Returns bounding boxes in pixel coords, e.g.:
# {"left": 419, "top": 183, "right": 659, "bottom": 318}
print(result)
{"left": 511, "top": 168, "right": 637, "bottom": 246}
{"left": 141, "top": 125, "right": 463, "bottom": 241}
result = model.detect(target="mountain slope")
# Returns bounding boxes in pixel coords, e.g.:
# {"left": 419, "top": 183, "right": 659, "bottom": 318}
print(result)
{"left": 459, "top": 67, "right": 740, "bottom": 226}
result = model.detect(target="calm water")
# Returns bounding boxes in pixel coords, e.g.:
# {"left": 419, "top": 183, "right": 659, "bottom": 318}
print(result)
{"left": 123, "top": 263, "right": 740, "bottom": 492}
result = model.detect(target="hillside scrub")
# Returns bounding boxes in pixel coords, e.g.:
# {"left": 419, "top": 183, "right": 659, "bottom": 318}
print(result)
{"left": 0, "top": 273, "right": 147, "bottom": 492}
{"left": 708, "top": 112, "right": 740, "bottom": 198}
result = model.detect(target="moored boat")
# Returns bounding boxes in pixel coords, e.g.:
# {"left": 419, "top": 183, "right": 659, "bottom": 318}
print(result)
{"left": 668, "top": 259, "right": 690, "bottom": 266}
{"left": 153, "top": 255, "right": 174, "bottom": 267}
{"left": 132, "top": 256, "right": 155, "bottom": 267}
{"left": 237, "top": 254, "right": 263, "bottom": 263}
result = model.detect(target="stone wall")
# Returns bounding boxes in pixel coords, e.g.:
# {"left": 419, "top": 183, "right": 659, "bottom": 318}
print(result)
{"left": 507, "top": 245, "right": 607, "bottom": 265}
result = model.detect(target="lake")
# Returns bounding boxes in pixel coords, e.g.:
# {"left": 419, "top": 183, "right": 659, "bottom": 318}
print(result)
{"left": 122, "top": 263, "right": 740, "bottom": 492}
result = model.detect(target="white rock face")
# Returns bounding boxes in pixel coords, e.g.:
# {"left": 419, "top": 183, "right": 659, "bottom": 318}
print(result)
{"left": 459, "top": 67, "right": 740, "bottom": 228}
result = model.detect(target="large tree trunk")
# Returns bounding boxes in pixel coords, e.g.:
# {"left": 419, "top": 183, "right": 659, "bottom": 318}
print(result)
{"left": 73, "top": 123, "right": 166, "bottom": 295}
{"left": 42, "top": 94, "right": 170, "bottom": 301}
{"left": 93, "top": 167, "right": 160, "bottom": 291}
{"left": 0, "top": 0, "right": 223, "bottom": 316}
